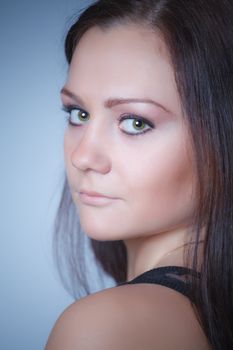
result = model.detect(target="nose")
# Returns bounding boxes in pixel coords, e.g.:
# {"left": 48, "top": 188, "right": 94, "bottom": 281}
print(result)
{"left": 71, "top": 120, "right": 112, "bottom": 174}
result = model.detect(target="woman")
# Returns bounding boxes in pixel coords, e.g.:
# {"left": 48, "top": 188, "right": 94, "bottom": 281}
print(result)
{"left": 45, "top": 0, "right": 233, "bottom": 349}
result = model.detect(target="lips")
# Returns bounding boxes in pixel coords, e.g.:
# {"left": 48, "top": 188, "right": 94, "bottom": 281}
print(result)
{"left": 79, "top": 190, "right": 116, "bottom": 199}
{"left": 78, "top": 190, "right": 119, "bottom": 206}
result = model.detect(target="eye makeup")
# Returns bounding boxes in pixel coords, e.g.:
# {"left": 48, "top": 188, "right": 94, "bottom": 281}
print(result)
{"left": 61, "top": 103, "right": 155, "bottom": 137}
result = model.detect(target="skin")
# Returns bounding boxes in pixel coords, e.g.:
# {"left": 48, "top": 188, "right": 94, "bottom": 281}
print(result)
{"left": 61, "top": 24, "right": 198, "bottom": 281}
{"left": 45, "top": 23, "right": 210, "bottom": 350}
{"left": 45, "top": 283, "right": 210, "bottom": 350}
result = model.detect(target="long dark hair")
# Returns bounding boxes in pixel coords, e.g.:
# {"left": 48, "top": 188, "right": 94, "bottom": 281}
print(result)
{"left": 54, "top": 0, "right": 233, "bottom": 348}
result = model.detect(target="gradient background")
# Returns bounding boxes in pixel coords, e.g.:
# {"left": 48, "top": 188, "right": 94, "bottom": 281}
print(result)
{"left": 0, "top": 1, "right": 115, "bottom": 349}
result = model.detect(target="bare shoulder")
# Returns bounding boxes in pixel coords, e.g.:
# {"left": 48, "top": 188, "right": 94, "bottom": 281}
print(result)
{"left": 45, "top": 283, "right": 210, "bottom": 350}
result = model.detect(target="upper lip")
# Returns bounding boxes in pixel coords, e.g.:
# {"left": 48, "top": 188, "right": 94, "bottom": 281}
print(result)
{"left": 79, "top": 190, "right": 117, "bottom": 199}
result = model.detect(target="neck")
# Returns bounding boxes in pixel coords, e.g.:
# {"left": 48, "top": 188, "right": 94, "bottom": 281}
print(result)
{"left": 124, "top": 226, "right": 196, "bottom": 282}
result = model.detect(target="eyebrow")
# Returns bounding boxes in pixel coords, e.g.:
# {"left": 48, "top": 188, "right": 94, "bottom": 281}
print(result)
{"left": 60, "top": 87, "right": 170, "bottom": 113}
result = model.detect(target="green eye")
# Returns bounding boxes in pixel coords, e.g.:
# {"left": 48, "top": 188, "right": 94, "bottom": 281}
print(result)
{"left": 119, "top": 115, "right": 154, "bottom": 135}
{"left": 132, "top": 119, "right": 146, "bottom": 130}
{"left": 70, "top": 109, "right": 90, "bottom": 125}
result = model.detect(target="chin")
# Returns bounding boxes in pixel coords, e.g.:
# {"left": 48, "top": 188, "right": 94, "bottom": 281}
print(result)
{"left": 83, "top": 230, "right": 122, "bottom": 242}
{"left": 80, "top": 221, "right": 119, "bottom": 241}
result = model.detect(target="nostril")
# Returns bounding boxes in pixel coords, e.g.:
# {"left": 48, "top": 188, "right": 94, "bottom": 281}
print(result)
{"left": 70, "top": 145, "right": 111, "bottom": 174}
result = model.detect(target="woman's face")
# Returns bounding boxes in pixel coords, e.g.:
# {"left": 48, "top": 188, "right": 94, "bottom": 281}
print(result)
{"left": 62, "top": 24, "right": 196, "bottom": 241}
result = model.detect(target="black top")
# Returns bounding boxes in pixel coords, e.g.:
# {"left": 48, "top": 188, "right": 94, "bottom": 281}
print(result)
{"left": 118, "top": 266, "right": 200, "bottom": 302}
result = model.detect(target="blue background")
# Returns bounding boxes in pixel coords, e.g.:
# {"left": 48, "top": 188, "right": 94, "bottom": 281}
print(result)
{"left": 0, "top": 1, "right": 115, "bottom": 349}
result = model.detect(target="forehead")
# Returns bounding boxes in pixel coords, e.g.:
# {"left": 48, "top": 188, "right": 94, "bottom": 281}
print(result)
{"left": 69, "top": 24, "right": 171, "bottom": 78}
{"left": 66, "top": 24, "right": 180, "bottom": 113}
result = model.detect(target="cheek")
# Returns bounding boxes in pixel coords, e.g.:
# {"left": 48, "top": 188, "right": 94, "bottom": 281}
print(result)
{"left": 63, "top": 129, "right": 80, "bottom": 168}
{"left": 123, "top": 138, "right": 196, "bottom": 234}
{"left": 63, "top": 130, "right": 78, "bottom": 188}
{"left": 63, "top": 132, "right": 71, "bottom": 174}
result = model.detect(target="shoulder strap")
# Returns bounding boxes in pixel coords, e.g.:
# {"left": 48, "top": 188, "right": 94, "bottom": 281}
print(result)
{"left": 118, "top": 266, "right": 200, "bottom": 302}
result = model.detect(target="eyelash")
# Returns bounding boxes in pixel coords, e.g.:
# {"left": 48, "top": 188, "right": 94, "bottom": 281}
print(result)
{"left": 61, "top": 104, "right": 155, "bottom": 136}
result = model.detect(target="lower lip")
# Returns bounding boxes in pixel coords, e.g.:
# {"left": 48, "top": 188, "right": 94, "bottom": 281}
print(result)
{"left": 79, "top": 193, "right": 118, "bottom": 206}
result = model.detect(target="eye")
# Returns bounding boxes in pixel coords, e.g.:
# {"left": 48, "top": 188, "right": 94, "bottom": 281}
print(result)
{"left": 62, "top": 105, "right": 90, "bottom": 126}
{"left": 119, "top": 115, "right": 154, "bottom": 136}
